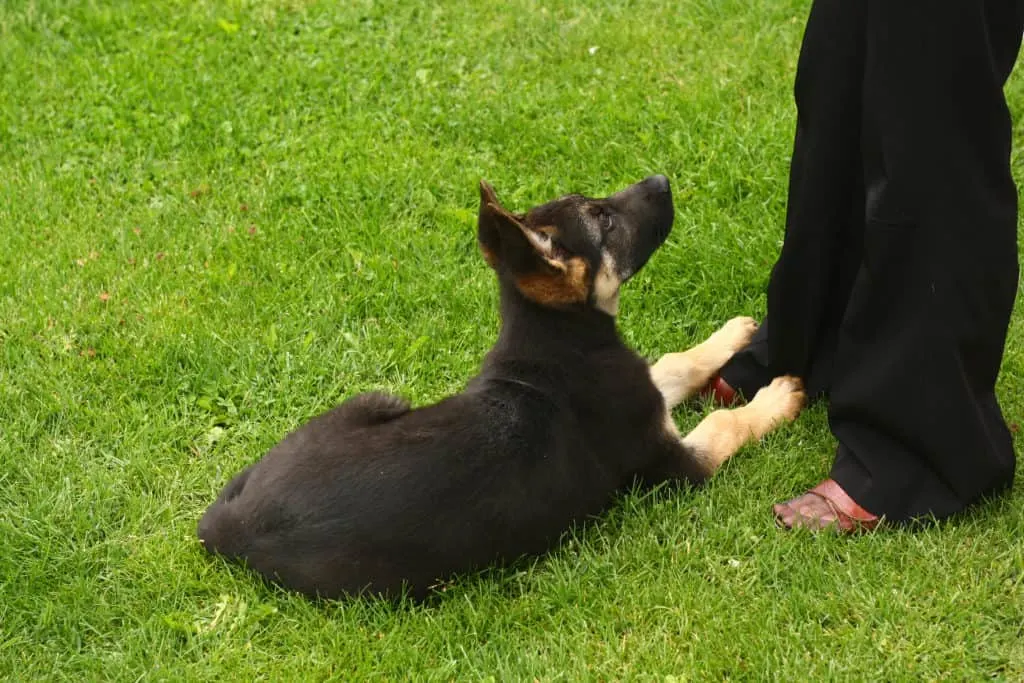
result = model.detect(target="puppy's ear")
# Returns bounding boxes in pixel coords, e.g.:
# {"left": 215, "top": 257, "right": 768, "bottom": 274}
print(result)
{"left": 477, "top": 180, "right": 559, "bottom": 274}
{"left": 477, "top": 180, "right": 588, "bottom": 307}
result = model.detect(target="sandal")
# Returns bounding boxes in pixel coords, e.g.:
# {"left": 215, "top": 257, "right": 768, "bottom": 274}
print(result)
{"left": 773, "top": 478, "right": 881, "bottom": 533}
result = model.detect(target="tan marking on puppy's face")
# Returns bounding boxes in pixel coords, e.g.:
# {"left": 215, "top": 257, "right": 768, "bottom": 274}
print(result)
{"left": 515, "top": 256, "right": 589, "bottom": 307}
{"left": 533, "top": 225, "right": 558, "bottom": 238}
{"left": 593, "top": 252, "right": 622, "bottom": 316}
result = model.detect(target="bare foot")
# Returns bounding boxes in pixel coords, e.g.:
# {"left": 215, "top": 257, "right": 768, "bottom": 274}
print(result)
{"left": 774, "top": 479, "right": 881, "bottom": 533}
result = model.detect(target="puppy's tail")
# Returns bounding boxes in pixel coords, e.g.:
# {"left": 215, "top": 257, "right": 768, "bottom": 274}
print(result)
{"left": 197, "top": 467, "right": 253, "bottom": 558}
{"left": 197, "top": 503, "right": 247, "bottom": 558}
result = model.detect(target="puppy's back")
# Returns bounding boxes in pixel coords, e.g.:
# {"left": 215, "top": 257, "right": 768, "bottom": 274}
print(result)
{"left": 197, "top": 382, "right": 619, "bottom": 598}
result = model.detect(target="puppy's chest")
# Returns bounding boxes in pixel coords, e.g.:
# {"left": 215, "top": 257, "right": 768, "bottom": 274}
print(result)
{"left": 571, "top": 365, "right": 664, "bottom": 429}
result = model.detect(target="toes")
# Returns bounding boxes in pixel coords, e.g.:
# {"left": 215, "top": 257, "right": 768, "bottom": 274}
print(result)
{"left": 729, "top": 315, "right": 758, "bottom": 328}
{"left": 770, "top": 374, "right": 803, "bottom": 392}
{"left": 773, "top": 502, "right": 795, "bottom": 528}
{"left": 718, "top": 316, "right": 759, "bottom": 350}
{"left": 752, "top": 375, "right": 806, "bottom": 422}
{"left": 774, "top": 495, "right": 840, "bottom": 531}
{"left": 770, "top": 377, "right": 807, "bottom": 417}
{"left": 735, "top": 316, "right": 758, "bottom": 333}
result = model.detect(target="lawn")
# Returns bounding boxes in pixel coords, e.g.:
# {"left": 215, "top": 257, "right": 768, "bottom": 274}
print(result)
{"left": 1, "top": 0, "right": 1022, "bottom": 679}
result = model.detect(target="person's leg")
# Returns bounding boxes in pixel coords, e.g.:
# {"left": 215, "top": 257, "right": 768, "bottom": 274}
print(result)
{"left": 715, "top": 0, "right": 867, "bottom": 402}
{"left": 784, "top": 0, "right": 1023, "bottom": 526}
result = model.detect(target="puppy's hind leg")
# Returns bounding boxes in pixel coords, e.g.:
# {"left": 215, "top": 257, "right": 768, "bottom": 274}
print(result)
{"left": 650, "top": 316, "right": 758, "bottom": 409}
{"left": 679, "top": 375, "right": 805, "bottom": 476}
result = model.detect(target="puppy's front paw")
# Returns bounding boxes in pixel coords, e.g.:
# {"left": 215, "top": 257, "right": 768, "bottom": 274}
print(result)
{"left": 710, "top": 316, "right": 759, "bottom": 355}
{"left": 750, "top": 375, "right": 806, "bottom": 425}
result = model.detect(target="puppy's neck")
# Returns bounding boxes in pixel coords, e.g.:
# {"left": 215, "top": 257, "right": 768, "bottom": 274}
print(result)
{"left": 493, "top": 280, "right": 621, "bottom": 357}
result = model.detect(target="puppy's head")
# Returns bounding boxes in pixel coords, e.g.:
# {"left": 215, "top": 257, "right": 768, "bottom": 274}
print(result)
{"left": 477, "top": 175, "right": 674, "bottom": 316}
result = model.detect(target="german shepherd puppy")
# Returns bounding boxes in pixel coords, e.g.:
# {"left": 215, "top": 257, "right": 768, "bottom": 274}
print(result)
{"left": 197, "top": 175, "right": 804, "bottom": 600}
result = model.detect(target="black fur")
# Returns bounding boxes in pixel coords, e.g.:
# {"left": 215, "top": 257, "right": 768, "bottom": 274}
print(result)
{"left": 197, "top": 176, "right": 710, "bottom": 600}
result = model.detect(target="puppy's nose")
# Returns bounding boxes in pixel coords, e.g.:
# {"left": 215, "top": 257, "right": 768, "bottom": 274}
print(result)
{"left": 645, "top": 174, "right": 670, "bottom": 194}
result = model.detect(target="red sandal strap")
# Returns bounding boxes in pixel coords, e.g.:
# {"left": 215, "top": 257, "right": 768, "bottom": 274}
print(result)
{"left": 808, "top": 479, "right": 880, "bottom": 527}
{"left": 699, "top": 375, "right": 741, "bottom": 407}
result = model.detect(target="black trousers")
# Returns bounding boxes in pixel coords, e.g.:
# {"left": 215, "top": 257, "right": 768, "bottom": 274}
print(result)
{"left": 719, "top": 0, "right": 1024, "bottom": 521}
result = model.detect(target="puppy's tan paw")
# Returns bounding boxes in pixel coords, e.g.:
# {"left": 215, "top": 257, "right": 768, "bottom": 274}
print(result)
{"left": 710, "top": 316, "right": 759, "bottom": 355}
{"left": 750, "top": 375, "right": 806, "bottom": 425}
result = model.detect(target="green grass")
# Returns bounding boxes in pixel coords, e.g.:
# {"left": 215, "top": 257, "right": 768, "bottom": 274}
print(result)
{"left": 1, "top": 0, "right": 1022, "bottom": 679}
